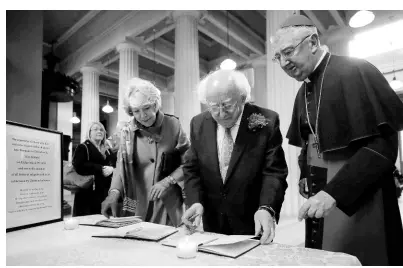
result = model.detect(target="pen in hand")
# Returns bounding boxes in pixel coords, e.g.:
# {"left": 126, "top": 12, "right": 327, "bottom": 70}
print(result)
{"left": 177, "top": 213, "right": 201, "bottom": 229}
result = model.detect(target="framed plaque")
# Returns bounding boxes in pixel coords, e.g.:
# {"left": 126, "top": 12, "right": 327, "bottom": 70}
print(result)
{"left": 6, "top": 120, "right": 63, "bottom": 232}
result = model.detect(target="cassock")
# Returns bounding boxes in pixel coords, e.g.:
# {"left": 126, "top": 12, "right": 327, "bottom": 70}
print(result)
{"left": 287, "top": 52, "right": 403, "bottom": 265}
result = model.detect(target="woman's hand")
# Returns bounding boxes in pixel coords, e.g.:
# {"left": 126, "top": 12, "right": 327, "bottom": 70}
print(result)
{"left": 101, "top": 191, "right": 120, "bottom": 218}
{"left": 102, "top": 166, "right": 114, "bottom": 177}
{"left": 149, "top": 178, "right": 171, "bottom": 200}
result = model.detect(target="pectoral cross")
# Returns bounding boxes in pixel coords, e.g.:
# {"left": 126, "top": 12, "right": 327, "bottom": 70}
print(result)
{"left": 146, "top": 137, "right": 154, "bottom": 144}
{"left": 312, "top": 137, "right": 322, "bottom": 159}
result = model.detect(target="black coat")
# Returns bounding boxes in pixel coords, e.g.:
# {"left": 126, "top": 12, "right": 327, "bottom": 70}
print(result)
{"left": 287, "top": 53, "right": 403, "bottom": 265}
{"left": 72, "top": 140, "right": 115, "bottom": 216}
{"left": 184, "top": 103, "right": 288, "bottom": 235}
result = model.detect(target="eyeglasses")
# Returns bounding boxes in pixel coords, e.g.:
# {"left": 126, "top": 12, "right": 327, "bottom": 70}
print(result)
{"left": 272, "top": 35, "right": 311, "bottom": 64}
{"left": 207, "top": 100, "right": 238, "bottom": 113}
{"left": 91, "top": 127, "right": 104, "bottom": 132}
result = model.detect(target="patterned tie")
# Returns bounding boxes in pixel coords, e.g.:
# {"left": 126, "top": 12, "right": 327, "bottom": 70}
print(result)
{"left": 221, "top": 127, "right": 234, "bottom": 181}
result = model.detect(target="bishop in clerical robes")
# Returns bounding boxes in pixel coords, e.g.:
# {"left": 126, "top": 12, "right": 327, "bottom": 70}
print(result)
{"left": 270, "top": 14, "right": 403, "bottom": 265}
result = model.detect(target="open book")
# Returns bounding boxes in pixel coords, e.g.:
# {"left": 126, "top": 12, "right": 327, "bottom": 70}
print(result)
{"left": 161, "top": 231, "right": 260, "bottom": 258}
{"left": 92, "top": 222, "right": 178, "bottom": 241}
{"left": 79, "top": 214, "right": 142, "bottom": 228}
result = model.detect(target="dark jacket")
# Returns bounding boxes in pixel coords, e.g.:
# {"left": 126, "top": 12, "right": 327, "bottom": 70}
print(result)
{"left": 287, "top": 53, "right": 403, "bottom": 265}
{"left": 184, "top": 103, "right": 288, "bottom": 235}
{"left": 72, "top": 140, "right": 115, "bottom": 216}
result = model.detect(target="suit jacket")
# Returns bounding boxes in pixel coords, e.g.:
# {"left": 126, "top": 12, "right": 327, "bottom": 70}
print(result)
{"left": 184, "top": 103, "right": 288, "bottom": 235}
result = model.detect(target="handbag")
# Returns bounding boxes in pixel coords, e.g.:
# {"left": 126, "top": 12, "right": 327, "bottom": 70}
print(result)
{"left": 63, "top": 143, "right": 94, "bottom": 192}
{"left": 158, "top": 149, "right": 184, "bottom": 222}
{"left": 159, "top": 149, "right": 182, "bottom": 179}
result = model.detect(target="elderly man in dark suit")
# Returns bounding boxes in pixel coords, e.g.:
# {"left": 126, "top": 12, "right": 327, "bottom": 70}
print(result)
{"left": 182, "top": 69, "right": 288, "bottom": 244}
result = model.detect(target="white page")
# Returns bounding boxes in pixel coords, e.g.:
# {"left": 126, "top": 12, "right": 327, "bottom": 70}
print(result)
{"left": 93, "top": 223, "right": 144, "bottom": 237}
{"left": 204, "top": 235, "right": 256, "bottom": 246}
{"left": 78, "top": 214, "right": 108, "bottom": 225}
{"left": 108, "top": 216, "right": 141, "bottom": 222}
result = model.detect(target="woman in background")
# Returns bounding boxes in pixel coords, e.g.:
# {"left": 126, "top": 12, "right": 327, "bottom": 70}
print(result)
{"left": 73, "top": 122, "right": 115, "bottom": 216}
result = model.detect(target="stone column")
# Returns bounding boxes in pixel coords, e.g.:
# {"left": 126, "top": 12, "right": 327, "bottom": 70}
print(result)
{"left": 57, "top": 101, "right": 73, "bottom": 160}
{"left": 161, "top": 91, "right": 175, "bottom": 115}
{"left": 172, "top": 10, "right": 202, "bottom": 135}
{"left": 321, "top": 27, "right": 353, "bottom": 57}
{"left": 116, "top": 40, "right": 143, "bottom": 122}
{"left": 326, "top": 36, "right": 351, "bottom": 56}
{"left": 266, "top": 10, "right": 304, "bottom": 218}
{"left": 57, "top": 100, "right": 74, "bottom": 214}
{"left": 80, "top": 64, "right": 101, "bottom": 142}
{"left": 251, "top": 56, "right": 267, "bottom": 108}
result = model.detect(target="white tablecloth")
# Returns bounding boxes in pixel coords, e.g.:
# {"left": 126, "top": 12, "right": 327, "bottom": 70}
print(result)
{"left": 6, "top": 215, "right": 361, "bottom": 266}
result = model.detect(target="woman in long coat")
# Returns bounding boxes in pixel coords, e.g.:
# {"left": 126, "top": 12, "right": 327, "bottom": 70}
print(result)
{"left": 101, "top": 78, "right": 190, "bottom": 226}
{"left": 73, "top": 122, "right": 115, "bottom": 216}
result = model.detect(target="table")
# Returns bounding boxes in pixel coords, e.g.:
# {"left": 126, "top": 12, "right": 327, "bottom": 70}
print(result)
{"left": 7, "top": 215, "right": 361, "bottom": 266}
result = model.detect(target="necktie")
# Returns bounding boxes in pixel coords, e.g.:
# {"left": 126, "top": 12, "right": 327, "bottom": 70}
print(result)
{"left": 221, "top": 127, "right": 234, "bottom": 181}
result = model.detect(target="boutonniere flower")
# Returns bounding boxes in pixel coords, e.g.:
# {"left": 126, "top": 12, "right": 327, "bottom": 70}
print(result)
{"left": 247, "top": 113, "right": 270, "bottom": 132}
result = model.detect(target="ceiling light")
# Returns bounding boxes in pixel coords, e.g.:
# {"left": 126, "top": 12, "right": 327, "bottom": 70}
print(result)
{"left": 220, "top": 58, "right": 237, "bottom": 70}
{"left": 70, "top": 112, "right": 80, "bottom": 124}
{"left": 102, "top": 100, "right": 114, "bottom": 113}
{"left": 348, "top": 10, "right": 375, "bottom": 28}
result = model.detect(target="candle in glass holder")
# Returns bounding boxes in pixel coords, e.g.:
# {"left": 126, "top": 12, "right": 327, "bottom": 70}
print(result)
{"left": 64, "top": 217, "right": 79, "bottom": 230}
{"left": 176, "top": 236, "right": 197, "bottom": 259}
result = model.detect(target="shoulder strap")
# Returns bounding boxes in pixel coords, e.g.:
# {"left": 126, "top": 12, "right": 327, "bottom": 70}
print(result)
{"left": 72, "top": 143, "right": 90, "bottom": 162}
{"left": 82, "top": 143, "right": 90, "bottom": 161}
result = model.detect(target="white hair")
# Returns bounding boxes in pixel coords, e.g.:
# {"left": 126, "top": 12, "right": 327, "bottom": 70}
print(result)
{"left": 270, "top": 26, "right": 319, "bottom": 46}
{"left": 197, "top": 69, "right": 251, "bottom": 104}
{"left": 122, "top": 77, "right": 162, "bottom": 116}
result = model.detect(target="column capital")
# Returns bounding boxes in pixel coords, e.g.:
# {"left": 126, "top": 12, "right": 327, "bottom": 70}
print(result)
{"left": 170, "top": 10, "right": 205, "bottom": 22}
{"left": 80, "top": 63, "right": 103, "bottom": 74}
{"left": 116, "top": 37, "right": 146, "bottom": 53}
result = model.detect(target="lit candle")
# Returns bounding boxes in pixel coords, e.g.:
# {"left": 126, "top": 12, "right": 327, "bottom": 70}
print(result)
{"left": 176, "top": 236, "right": 197, "bottom": 259}
{"left": 64, "top": 217, "right": 79, "bottom": 230}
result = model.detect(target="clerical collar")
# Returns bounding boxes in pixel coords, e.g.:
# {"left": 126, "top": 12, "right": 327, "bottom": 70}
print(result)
{"left": 304, "top": 51, "right": 327, "bottom": 83}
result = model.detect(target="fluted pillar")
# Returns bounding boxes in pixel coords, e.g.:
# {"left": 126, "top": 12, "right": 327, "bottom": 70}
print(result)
{"left": 172, "top": 10, "right": 202, "bottom": 135}
{"left": 161, "top": 91, "right": 175, "bottom": 115}
{"left": 57, "top": 101, "right": 73, "bottom": 160}
{"left": 80, "top": 65, "right": 101, "bottom": 142}
{"left": 322, "top": 27, "right": 353, "bottom": 57}
{"left": 326, "top": 36, "right": 350, "bottom": 56}
{"left": 266, "top": 10, "right": 304, "bottom": 218}
{"left": 116, "top": 40, "right": 143, "bottom": 122}
{"left": 251, "top": 56, "right": 267, "bottom": 108}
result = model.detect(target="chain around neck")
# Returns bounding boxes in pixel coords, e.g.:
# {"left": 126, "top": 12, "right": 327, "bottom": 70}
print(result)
{"left": 304, "top": 53, "right": 332, "bottom": 154}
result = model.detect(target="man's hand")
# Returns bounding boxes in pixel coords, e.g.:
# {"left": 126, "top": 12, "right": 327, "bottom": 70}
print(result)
{"left": 149, "top": 179, "right": 170, "bottom": 201}
{"left": 182, "top": 203, "right": 204, "bottom": 231}
{"left": 254, "top": 209, "right": 275, "bottom": 244}
{"left": 101, "top": 191, "right": 120, "bottom": 218}
{"left": 299, "top": 178, "right": 309, "bottom": 199}
{"left": 298, "top": 190, "right": 336, "bottom": 221}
